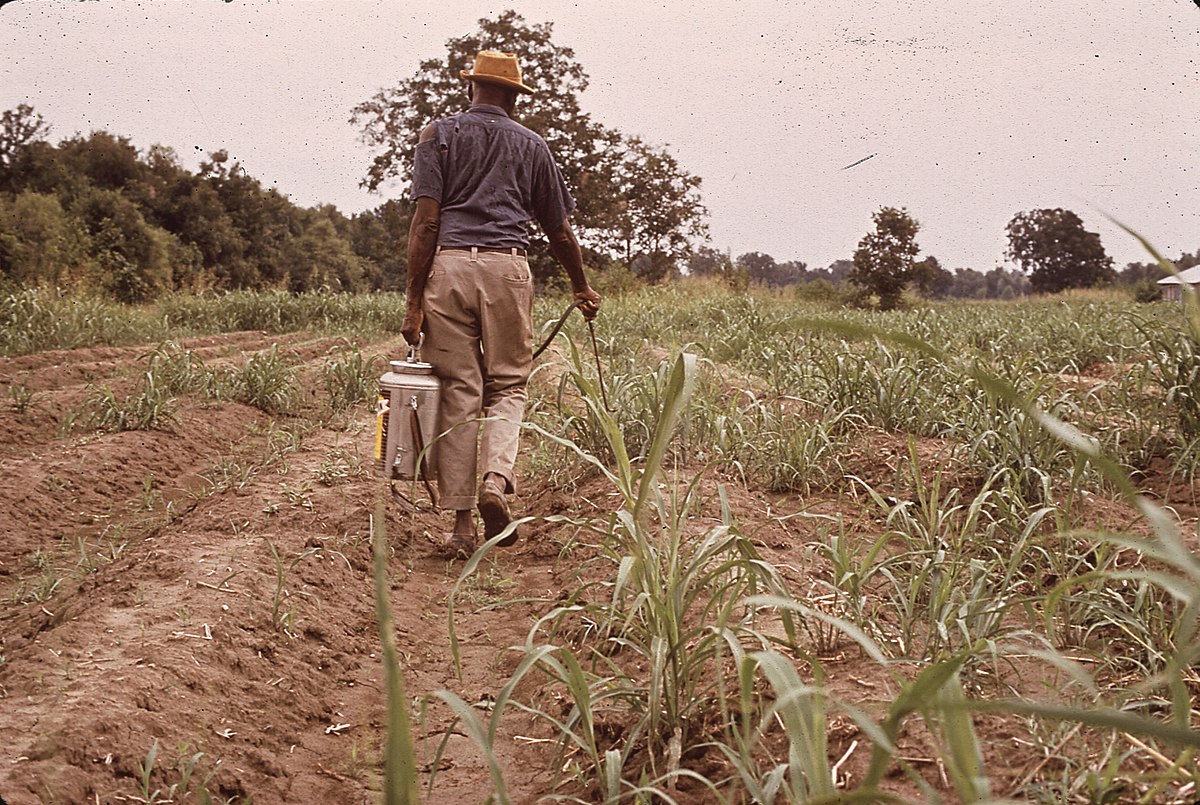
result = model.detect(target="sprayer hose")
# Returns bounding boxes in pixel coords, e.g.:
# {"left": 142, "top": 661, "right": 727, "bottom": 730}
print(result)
{"left": 532, "top": 299, "right": 583, "bottom": 361}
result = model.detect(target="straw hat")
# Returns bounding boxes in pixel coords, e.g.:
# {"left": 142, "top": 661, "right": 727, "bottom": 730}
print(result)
{"left": 460, "top": 50, "right": 535, "bottom": 95}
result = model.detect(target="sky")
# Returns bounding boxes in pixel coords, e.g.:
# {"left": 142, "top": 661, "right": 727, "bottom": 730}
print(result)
{"left": 2, "top": 0, "right": 1198, "bottom": 272}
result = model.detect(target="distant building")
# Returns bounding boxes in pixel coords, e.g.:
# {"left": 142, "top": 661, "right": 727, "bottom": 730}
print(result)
{"left": 1157, "top": 265, "right": 1200, "bottom": 302}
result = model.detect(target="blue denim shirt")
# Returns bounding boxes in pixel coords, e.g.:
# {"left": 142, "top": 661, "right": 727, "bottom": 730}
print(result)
{"left": 410, "top": 105, "right": 575, "bottom": 249}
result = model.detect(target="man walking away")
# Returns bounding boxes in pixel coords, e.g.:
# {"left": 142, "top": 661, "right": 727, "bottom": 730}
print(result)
{"left": 400, "top": 50, "right": 602, "bottom": 557}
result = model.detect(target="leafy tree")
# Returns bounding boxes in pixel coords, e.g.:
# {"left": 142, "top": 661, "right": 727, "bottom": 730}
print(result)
{"left": 350, "top": 10, "right": 707, "bottom": 277}
{"left": 948, "top": 267, "right": 987, "bottom": 299}
{"left": 1117, "top": 260, "right": 1164, "bottom": 286}
{"left": 1120, "top": 250, "right": 1200, "bottom": 286}
{"left": 828, "top": 259, "right": 854, "bottom": 283}
{"left": 0, "top": 107, "right": 419, "bottom": 299}
{"left": 286, "top": 218, "right": 365, "bottom": 293}
{"left": 58, "top": 131, "right": 145, "bottom": 192}
{"left": 985, "top": 266, "right": 1030, "bottom": 299}
{"left": 148, "top": 166, "right": 247, "bottom": 287}
{"left": 1005, "top": 208, "right": 1114, "bottom": 293}
{"left": 849, "top": 206, "right": 921, "bottom": 310}
{"left": 686, "top": 246, "right": 729, "bottom": 277}
{"left": 351, "top": 11, "right": 611, "bottom": 226}
{"left": 345, "top": 199, "right": 411, "bottom": 291}
{"left": 910, "top": 255, "right": 953, "bottom": 299}
{"left": 0, "top": 105, "right": 50, "bottom": 186}
{"left": 735, "top": 251, "right": 804, "bottom": 287}
{"left": 736, "top": 252, "right": 776, "bottom": 284}
{"left": 602, "top": 136, "right": 707, "bottom": 280}
{"left": 0, "top": 192, "right": 86, "bottom": 286}
{"left": 73, "top": 188, "right": 173, "bottom": 302}
{"left": 735, "top": 252, "right": 807, "bottom": 288}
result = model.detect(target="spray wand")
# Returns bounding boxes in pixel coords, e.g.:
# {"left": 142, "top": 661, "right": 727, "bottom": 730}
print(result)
{"left": 533, "top": 299, "right": 613, "bottom": 412}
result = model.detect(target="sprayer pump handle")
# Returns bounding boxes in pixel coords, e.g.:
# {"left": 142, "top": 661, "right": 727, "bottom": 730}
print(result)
{"left": 408, "top": 332, "right": 424, "bottom": 363}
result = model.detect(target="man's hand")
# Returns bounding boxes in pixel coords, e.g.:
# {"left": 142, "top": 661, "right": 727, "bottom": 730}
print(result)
{"left": 401, "top": 304, "right": 424, "bottom": 346}
{"left": 574, "top": 286, "right": 602, "bottom": 321}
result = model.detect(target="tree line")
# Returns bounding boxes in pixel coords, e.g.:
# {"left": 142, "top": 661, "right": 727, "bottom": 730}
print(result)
{"left": 695, "top": 208, "right": 1196, "bottom": 309}
{"left": 0, "top": 105, "right": 412, "bottom": 302}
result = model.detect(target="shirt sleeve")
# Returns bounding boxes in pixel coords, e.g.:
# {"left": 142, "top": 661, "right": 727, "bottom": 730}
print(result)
{"left": 529, "top": 141, "right": 575, "bottom": 233}
{"left": 409, "top": 137, "right": 443, "bottom": 203}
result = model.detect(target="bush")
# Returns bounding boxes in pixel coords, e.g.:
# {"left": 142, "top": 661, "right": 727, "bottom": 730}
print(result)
{"left": 1133, "top": 279, "right": 1162, "bottom": 303}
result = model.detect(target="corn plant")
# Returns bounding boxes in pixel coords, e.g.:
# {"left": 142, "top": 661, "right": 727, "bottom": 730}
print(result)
{"left": 144, "top": 341, "right": 213, "bottom": 395}
{"left": 88, "top": 370, "right": 176, "bottom": 431}
{"left": 225, "top": 344, "right": 301, "bottom": 415}
{"left": 263, "top": 537, "right": 318, "bottom": 634}
{"left": 322, "top": 340, "right": 380, "bottom": 411}
{"left": 371, "top": 497, "right": 421, "bottom": 804}
{"left": 7, "top": 375, "right": 37, "bottom": 414}
{"left": 445, "top": 347, "right": 800, "bottom": 799}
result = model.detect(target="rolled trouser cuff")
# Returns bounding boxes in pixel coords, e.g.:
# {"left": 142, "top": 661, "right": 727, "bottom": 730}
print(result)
{"left": 439, "top": 494, "right": 477, "bottom": 512}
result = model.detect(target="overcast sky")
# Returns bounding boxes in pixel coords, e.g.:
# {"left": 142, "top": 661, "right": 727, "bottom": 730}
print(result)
{"left": 2, "top": 1, "right": 1197, "bottom": 272}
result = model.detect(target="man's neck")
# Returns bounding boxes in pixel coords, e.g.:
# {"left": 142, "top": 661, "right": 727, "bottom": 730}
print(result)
{"left": 471, "top": 85, "right": 517, "bottom": 115}
{"left": 469, "top": 103, "right": 510, "bottom": 117}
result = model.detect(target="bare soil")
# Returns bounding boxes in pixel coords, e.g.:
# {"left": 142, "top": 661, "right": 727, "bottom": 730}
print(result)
{"left": 0, "top": 333, "right": 1195, "bottom": 804}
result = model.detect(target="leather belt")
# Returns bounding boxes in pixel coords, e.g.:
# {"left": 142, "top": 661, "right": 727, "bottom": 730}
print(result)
{"left": 438, "top": 246, "right": 527, "bottom": 257}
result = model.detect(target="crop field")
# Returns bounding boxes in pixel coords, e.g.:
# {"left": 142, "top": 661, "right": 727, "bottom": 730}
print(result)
{"left": 0, "top": 282, "right": 1198, "bottom": 804}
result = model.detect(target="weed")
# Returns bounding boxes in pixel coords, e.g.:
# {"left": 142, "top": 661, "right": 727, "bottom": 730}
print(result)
{"left": 8, "top": 375, "right": 37, "bottom": 414}
{"left": 315, "top": 447, "right": 364, "bottom": 486}
{"left": 278, "top": 481, "right": 314, "bottom": 510}
{"left": 26, "top": 570, "right": 61, "bottom": 603}
{"left": 144, "top": 341, "right": 213, "bottom": 395}
{"left": 138, "top": 475, "right": 160, "bottom": 511}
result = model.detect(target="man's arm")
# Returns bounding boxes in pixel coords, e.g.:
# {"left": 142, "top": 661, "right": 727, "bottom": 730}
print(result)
{"left": 546, "top": 217, "right": 602, "bottom": 320}
{"left": 401, "top": 124, "right": 440, "bottom": 346}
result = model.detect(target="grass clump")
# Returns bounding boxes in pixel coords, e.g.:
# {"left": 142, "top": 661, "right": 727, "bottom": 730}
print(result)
{"left": 321, "top": 340, "right": 381, "bottom": 412}
{"left": 88, "top": 371, "right": 176, "bottom": 432}
{"left": 224, "top": 345, "right": 301, "bottom": 415}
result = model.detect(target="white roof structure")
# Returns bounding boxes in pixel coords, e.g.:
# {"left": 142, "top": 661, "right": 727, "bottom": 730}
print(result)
{"left": 1158, "top": 265, "right": 1200, "bottom": 286}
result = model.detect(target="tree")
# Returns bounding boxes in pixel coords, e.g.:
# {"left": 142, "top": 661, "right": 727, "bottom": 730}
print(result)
{"left": 985, "top": 266, "right": 1030, "bottom": 299}
{"left": 0, "top": 192, "right": 86, "bottom": 286}
{"left": 849, "top": 207, "right": 921, "bottom": 310}
{"left": 686, "top": 246, "right": 729, "bottom": 277}
{"left": 604, "top": 136, "right": 707, "bottom": 281}
{"left": 345, "top": 199, "right": 411, "bottom": 291}
{"left": 73, "top": 188, "right": 173, "bottom": 302}
{"left": 351, "top": 11, "right": 612, "bottom": 227}
{"left": 58, "top": 131, "right": 144, "bottom": 192}
{"left": 687, "top": 246, "right": 745, "bottom": 288}
{"left": 285, "top": 218, "right": 365, "bottom": 293}
{"left": 910, "top": 255, "right": 953, "bottom": 299}
{"left": 736, "top": 252, "right": 777, "bottom": 285}
{"left": 350, "top": 11, "right": 707, "bottom": 274}
{"left": 1006, "top": 208, "right": 1114, "bottom": 293}
{"left": 736, "top": 252, "right": 807, "bottom": 287}
{"left": 0, "top": 105, "right": 50, "bottom": 173}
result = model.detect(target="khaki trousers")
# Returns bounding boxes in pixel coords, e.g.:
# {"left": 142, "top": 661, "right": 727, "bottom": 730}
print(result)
{"left": 422, "top": 248, "right": 533, "bottom": 511}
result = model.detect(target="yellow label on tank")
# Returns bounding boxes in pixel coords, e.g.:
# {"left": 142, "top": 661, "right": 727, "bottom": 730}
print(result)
{"left": 374, "top": 396, "right": 388, "bottom": 460}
